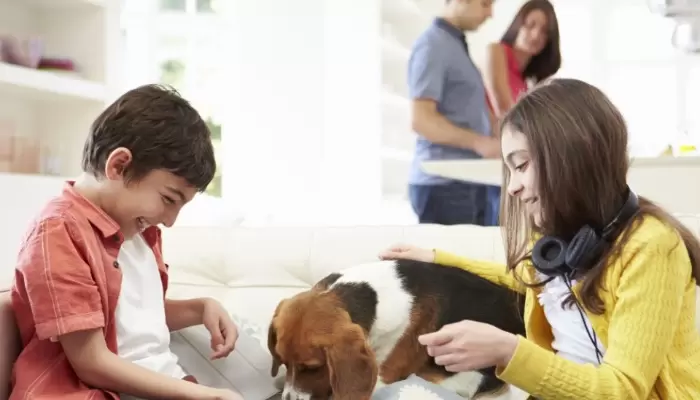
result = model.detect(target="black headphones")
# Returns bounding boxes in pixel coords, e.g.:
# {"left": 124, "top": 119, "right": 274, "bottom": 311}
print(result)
{"left": 530, "top": 186, "right": 640, "bottom": 365}
{"left": 531, "top": 186, "right": 640, "bottom": 279}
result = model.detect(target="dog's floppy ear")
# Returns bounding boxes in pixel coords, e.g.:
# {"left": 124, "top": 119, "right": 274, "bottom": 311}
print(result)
{"left": 267, "top": 300, "right": 286, "bottom": 377}
{"left": 325, "top": 323, "right": 377, "bottom": 400}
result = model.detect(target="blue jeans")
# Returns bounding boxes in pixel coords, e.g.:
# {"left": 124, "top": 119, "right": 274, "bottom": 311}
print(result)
{"left": 485, "top": 184, "right": 501, "bottom": 226}
{"left": 409, "top": 181, "right": 499, "bottom": 226}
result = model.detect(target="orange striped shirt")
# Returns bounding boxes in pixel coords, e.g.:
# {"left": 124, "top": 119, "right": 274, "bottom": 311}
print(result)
{"left": 10, "top": 181, "right": 169, "bottom": 399}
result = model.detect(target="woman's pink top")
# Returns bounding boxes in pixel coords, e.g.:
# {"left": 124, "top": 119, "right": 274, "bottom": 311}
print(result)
{"left": 486, "top": 43, "right": 528, "bottom": 115}
{"left": 501, "top": 43, "right": 528, "bottom": 102}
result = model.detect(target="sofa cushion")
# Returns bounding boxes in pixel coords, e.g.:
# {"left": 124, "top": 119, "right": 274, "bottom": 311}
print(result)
{"left": 166, "top": 284, "right": 307, "bottom": 333}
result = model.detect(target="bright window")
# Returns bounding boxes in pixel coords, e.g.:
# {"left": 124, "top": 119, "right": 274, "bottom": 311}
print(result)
{"left": 122, "top": 0, "right": 225, "bottom": 197}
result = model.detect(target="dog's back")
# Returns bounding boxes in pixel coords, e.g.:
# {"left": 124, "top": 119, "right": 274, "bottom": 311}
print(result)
{"left": 394, "top": 259, "right": 525, "bottom": 396}
{"left": 395, "top": 258, "right": 525, "bottom": 335}
{"left": 321, "top": 259, "right": 525, "bottom": 398}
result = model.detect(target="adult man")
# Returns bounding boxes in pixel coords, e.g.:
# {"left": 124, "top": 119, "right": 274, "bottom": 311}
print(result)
{"left": 407, "top": 0, "right": 501, "bottom": 226}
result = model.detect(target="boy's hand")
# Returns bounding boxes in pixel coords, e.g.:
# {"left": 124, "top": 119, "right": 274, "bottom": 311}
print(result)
{"left": 202, "top": 298, "right": 238, "bottom": 359}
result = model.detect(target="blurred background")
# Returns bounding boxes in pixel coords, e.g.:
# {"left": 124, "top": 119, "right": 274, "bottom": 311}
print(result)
{"left": 0, "top": 0, "right": 698, "bottom": 226}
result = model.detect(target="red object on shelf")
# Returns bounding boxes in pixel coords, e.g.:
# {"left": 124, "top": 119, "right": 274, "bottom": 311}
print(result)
{"left": 38, "top": 58, "right": 76, "bottom": 72}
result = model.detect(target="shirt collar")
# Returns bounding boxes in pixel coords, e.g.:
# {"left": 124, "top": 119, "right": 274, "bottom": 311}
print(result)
{"left": 62, "top": 180, "right": 161, "bottom": 246}
{"left": 434, "top": 17, "right": 466, "bottom": 42}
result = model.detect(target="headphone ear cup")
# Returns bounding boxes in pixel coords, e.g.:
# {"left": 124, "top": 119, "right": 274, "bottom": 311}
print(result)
{"left": 565, "top": 225, "right": 605, "bottom": 272}
{"left": 531, "top": 236, "right": 569, "bottom": 276}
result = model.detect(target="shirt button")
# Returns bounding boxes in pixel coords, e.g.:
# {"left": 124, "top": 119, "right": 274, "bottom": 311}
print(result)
{"left": 113, "top": 261, "right": 119, "bottom": 268}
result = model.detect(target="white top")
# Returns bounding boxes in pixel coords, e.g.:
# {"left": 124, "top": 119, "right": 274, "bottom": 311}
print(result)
{"left": 115, "top": 233, "right": 186, "bottom": 399}
{"left": 537, "top": 274, "right": 606, "bottom": 365}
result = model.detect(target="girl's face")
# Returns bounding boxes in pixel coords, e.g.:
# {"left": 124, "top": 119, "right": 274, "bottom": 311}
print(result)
{"left": 515, "top": 9, "right": 549, "bottom": 56}
{"left": 502, "top": 126, "right": 542, "bottom": 227}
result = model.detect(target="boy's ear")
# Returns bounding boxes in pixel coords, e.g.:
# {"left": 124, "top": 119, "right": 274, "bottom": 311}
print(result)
{"left": 104, "top": 147, "right": 133, "bottom": 179}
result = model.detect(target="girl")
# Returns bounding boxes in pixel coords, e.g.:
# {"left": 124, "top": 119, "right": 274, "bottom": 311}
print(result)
{"left": 485, "top": 0, "right": 561, "bottom": 118}
{"left": 380, "top": 78, "right": 700, "bottom": 399}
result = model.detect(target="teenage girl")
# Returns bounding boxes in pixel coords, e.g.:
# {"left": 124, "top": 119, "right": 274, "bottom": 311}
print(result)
{"left": 381, "top": 78, "right": 700, "bottom": 399}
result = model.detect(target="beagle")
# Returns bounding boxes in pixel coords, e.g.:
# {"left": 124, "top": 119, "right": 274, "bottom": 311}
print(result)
{"left": 267, "top": 259, "right": 526, "bottom": 400}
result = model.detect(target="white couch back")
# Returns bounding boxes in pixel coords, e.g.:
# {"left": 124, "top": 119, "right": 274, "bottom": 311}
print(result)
{"left": 160, "top": 216, "right": 700, "bottom": 289}
{"left": 160, "top": 223, "right": 505, "bottom": 289}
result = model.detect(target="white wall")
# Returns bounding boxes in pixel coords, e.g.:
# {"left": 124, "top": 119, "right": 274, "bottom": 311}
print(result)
{"left": 218, "top": 0, "right": 388, "bottom": 224}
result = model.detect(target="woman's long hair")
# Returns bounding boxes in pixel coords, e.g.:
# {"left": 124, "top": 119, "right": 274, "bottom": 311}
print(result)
{"left": 501, "top": 0, "right": 561, "bottom": 83}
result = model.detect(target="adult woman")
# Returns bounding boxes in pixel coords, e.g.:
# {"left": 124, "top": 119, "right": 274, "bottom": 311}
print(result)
{"left": 485, "top": 0, "right": 561, "bottom": 118}
{"left": 380, "top": 79, "right": 700, "bottom": 399}
{"left": 482, "top": 0, "right": 561, "bottom": 227}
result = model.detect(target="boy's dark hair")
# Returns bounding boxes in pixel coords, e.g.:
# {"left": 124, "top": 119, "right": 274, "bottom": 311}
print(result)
{"left": 81, "top": 84, "right": 216, "bottom": 192}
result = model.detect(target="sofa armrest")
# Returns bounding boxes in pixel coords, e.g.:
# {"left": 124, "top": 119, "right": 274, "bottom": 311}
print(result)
{"left": 0, "top": 290, "right": 20, "bottom": 399}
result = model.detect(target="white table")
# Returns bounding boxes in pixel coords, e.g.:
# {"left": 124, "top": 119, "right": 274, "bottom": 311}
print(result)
{"left": 422, "top": 156, "right": 700, "bottom": 215}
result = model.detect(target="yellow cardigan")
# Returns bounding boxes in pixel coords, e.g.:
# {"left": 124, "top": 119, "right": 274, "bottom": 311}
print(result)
{"left": 434, "top": 216, "right": 700, "bottom": 399}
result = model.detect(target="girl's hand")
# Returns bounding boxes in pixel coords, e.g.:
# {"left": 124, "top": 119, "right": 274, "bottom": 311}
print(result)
{"left": 418, "top": 320, "right": 519, "bottom": 372}
{"left": 378, "top": 244, "right": 435, "bottom": 263}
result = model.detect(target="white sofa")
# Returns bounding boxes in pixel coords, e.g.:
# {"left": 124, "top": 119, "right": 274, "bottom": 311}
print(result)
{"left": 1, "top": 177, "right": 700, "bottom": 399}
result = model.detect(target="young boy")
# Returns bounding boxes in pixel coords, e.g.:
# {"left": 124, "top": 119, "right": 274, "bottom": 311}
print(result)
{"left": 10, "top": 85, "right": 242, "bottom": 400}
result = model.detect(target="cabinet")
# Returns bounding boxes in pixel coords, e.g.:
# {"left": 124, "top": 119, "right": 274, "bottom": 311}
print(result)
{"left": 380, "top": 0, "right": 432, "bottom": 198}
{"left": 0, "top": 0, "right": 121, "bottom": 177}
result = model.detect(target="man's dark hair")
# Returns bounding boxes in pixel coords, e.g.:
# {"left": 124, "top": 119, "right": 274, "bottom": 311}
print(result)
{"left": 82, "top": 84, "right": 216, "bottom": 192}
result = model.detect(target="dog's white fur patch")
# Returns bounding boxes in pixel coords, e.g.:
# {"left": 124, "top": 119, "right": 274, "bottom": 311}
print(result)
{"left": 436, "top": 371, "right": 484, "bottom": 398}
{"left": 282, "top": 368, "right": 311, "bottom": 400}
{"left": 330, "top": 260, "right": 414, "bottom": 365}
{"left": 281, "top": 384, "right": 311, "bottom": 400}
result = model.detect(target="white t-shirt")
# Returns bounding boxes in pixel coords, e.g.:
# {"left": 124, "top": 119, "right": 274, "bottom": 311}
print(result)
{"left": 114, "top": 233, "right": 187, "bottom": 399}
{"left": 537, "top": 274, "right": 606, "bottom": 365}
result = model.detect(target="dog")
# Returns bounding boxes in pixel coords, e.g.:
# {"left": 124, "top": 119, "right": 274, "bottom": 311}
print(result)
{"left": 267, "top": 258, "right": 526, "bottom": 400}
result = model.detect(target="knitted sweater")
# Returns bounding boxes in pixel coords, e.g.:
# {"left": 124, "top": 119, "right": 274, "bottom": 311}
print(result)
{"left": 434, "top": 216, "right": 700, "bottom": 399}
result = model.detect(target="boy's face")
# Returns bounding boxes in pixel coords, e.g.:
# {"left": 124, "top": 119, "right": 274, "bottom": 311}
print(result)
{"left": 102, "top": 148, "right": 198, "bottom": 238}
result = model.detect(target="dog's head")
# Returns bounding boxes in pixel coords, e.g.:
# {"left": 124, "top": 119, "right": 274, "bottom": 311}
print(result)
{"left": 268, "top": 290, "right": 378, "bottom": 400}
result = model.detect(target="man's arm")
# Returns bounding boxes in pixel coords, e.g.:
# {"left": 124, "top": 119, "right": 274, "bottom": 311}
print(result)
{"left": 165, "top": 298, "right": 207, "bottom": 332}
{"left": 412, "top": 99, "right": 488, "bottom": 150}
{"left": 408, "top": 42, "right": 497, "bottom": 157}
{"left": 60, "top": 328, "right": 226, "bottom": 400}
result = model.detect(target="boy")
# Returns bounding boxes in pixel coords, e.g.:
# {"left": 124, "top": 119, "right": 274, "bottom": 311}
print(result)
{"left": 10, "top": 85, "right": 242, "bottom": 399}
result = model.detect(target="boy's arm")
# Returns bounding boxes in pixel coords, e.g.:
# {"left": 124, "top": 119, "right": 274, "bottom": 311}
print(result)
{"left": 59, "top": 328, "right": 224, "bottom": 400}
{"left": 165, "top": 298, "right": 207, "bottom": 332}
{"left": 19, "top": 217, "right": 226, "bottom": 400}
{"left": 0, "top": 291, "right": 19, "bottom": 400}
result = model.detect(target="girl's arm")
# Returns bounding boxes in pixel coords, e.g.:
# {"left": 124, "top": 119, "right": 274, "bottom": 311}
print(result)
{"left": 434, "top": 250, "right": 524, "bottom": 293}
{"left": 59, "top": 328, "right": 232, "bottom": 400}
{"left": 496, "top": 228, "right": 691, "bottom": 399}
{"left": 484, "top": 42, "right": 514, "bottom": 117}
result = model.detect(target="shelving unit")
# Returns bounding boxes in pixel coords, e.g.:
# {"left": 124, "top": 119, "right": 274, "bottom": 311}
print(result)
{"left": 380, "top": 0, "right": 432, "bottom": 199}
{"left": 0, "top": 0, "right": 120, "bottom": 177}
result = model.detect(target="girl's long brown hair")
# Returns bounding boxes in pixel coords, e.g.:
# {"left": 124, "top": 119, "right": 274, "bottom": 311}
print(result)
{"left": 499, "top": 78, "right": 700, "bottom": 314}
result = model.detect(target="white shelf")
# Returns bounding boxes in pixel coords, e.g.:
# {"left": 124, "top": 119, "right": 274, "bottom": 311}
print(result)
{"left": 382, "top": 37, "right": 411, "bottom": 62}
{"left": 381, "top": 146, "right": 413, "bottom": 162}
{"left": 382, "top": 0, "right": 424, "bottom": 22}
{"left": 383, "top": 89, "right": 410, "bottom": 108}
{"left": 0, "top": 0, "right": 118, "bottom": 177}
{"left": 28, "top": 0, "right": 104, "bottom": 9}
{"left": 380, "top": 0, "right": 430, "bottom": 201}
{"left": 0, "top": 63, "right": 107, "bottom": 104}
